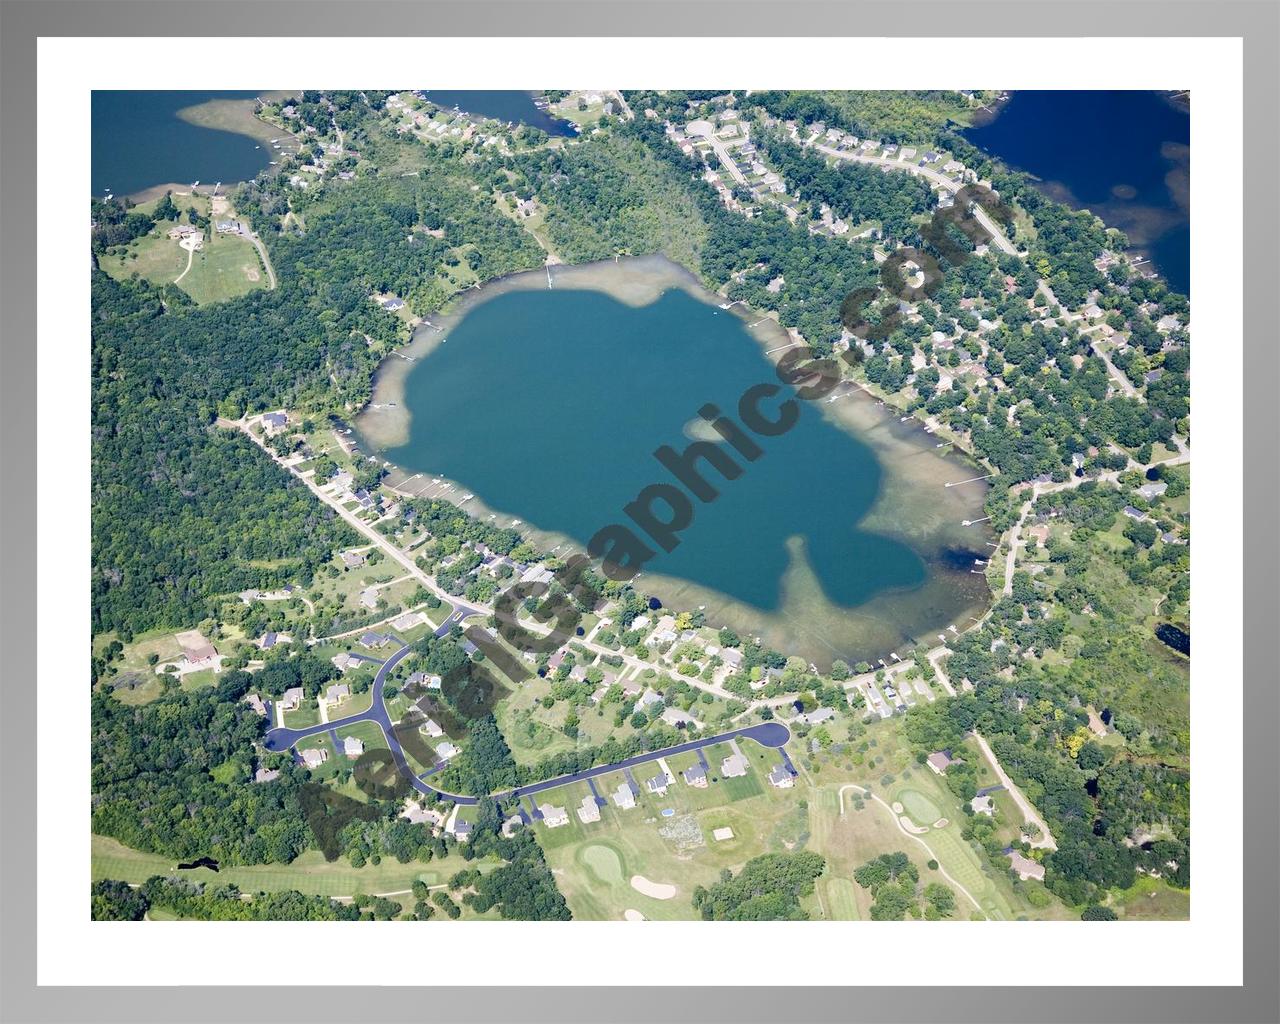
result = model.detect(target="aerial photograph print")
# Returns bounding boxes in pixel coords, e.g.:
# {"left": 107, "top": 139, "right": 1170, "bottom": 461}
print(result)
{"left": 90, "top": 87, "right": 1191, "bottom": 925}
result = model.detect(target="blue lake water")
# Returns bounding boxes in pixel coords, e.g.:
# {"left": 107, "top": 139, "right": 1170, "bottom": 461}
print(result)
{"left": 420, "top": 91, "right": 578, "bottom": 137}
{"left": 965, "top": 90, "right": 1189, "bottom": 295}
{"left": 388, "top": 286, "right": 928, "bottom": 613}
{"left": 91, "top": 91, "right": 271, "bottom": 197}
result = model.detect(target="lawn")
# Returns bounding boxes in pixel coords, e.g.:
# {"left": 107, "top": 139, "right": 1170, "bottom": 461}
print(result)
{"left": 92, "top": 834, "right": 446, "bottom": 898}
{"left": 1106, "top": 873, "right": 1190, "bottom": 920}
{"left": 98, "top": 226, "right": 189, "bottom": 286}
{"left": 535, "top": 738, "right": 810, "bottom": 921}
{"left": 796, "top": 717, "right": 1074, "bottom": 921}
{"left": 177, "top": 230, "right": 268, "bottom": 305}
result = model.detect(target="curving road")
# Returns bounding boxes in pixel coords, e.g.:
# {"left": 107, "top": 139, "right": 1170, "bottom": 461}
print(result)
{"left": 265, "top": 615, "right": 791, "bottom": 807}
{"left": 806, "top": 138, "right": 1019, "bottom": 256}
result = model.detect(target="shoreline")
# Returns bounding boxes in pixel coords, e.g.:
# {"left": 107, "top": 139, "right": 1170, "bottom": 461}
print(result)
{"left": 107, "top": 95, "right": 302, "bottom": 203}
{"left": 353, "top": 254, "right": 995, "bottom": 667}
{"left": 960, "top": 91, "right": 1190, "bottom": 297}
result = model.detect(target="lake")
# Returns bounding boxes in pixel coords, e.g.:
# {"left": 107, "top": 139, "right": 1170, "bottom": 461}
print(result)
{"left": 365, "top": 257, "right": 993, "bottom": 666}
{"left": 420, "top": 90, "right": 577, "bottom": 137}
{"left": 92, "top": 90, "right": 272, "bottom": 198}
{"left": 965, "top": 90, "right": 1190, "bottom": 296}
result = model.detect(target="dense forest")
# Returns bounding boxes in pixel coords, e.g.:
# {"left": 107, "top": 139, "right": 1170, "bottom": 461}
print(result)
{"left": 753, "top": 124, "right": 935, "bottom": 238}
{"left": 511, "top": 131, "right": 709, "bottom": 271}
{"left": 691, "top": 851, "right": 826, "bottom": 920}
{"left": 90, "top": 270, "right": 367, "bottom": 638}
{"left": 749, "top": 90, "right": 997, "bottom": 145}
{"left": 91, "top": 877, "right": 363, "bottom": 921}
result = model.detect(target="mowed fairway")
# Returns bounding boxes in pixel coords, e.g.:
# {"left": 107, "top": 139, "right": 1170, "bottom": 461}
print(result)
{"left": 92, "top": 834, "right": 445, "bottom": 897}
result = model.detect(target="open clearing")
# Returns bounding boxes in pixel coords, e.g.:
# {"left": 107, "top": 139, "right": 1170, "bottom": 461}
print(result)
{"left": 92, "top": 834, "right": 445, "bottom": 898}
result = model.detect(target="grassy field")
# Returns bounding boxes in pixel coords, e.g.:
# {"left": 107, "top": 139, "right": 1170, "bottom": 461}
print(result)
{"left": 92, "top": 835, "right": 446, "bottom": 897}
{"left": 795, "top": 716, "right": 1076, "bottom": 921}
{"left": 535, "top": 738, "right": 810, "bottom": 921}
{"left": 177, "top": 229, "right": 268, "bottom": 305}
{"left": 1106, "top": 873, "right": 1191, "bottom": 920}
{"left": 98, "top": 226, "right": 189, "bottom": 285}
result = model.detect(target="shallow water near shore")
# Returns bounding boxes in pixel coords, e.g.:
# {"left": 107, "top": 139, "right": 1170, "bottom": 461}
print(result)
{"left": 357, "top": 256, "right": 994, "bottom": 667}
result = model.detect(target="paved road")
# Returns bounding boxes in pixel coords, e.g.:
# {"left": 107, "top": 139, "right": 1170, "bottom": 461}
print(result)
{"left": 807, "top": 139, "right": 1019, "bottom": 256}
{"left": 969, "top": 730, "right": 1056, "bottom": 851}
{"left": 242, "top": 230, "right": 277, "bottom": 290}
{"left": 265, "top": 617, "right": 791, "bottom": 807}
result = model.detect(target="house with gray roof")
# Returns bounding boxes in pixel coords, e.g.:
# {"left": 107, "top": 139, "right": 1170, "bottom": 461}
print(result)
{"left": 613, "top": 782, "right": 637, "bottom": 809}
{"left": 325, "top": 682, "right": 350, "bottom": 704}
{"left": 300, "top": 747, "right": 328, "bottom": 769}
{"left": 636, "top": 688, "right": 664, "bottom": 711}
{"left": 768, "top": 763, "right": 795, "bottom": 788}
{"left": 682, "top": 764, "right": 708, "bottom": 788}
{"left": 721, "top": 752, "right": 749, "bottom": 778}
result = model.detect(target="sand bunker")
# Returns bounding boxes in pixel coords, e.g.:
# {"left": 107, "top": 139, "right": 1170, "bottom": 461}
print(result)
{"left": 623, "top": 909, "right": 646, "bottom": 921}
{"left": 630, "top": 875, "right": 677, "bottom": 900}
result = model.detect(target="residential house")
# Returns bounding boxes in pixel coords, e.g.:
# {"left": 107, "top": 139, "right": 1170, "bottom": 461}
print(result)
{"left": 435, "top": 741, "right": 459, "bottom": 761}
{"left": 331, "top": 652, "right": 361, "bottom": 673}
{"left": 343, "top": 736, "right": 365, "bottom": 758}
{"left": 254, "top": 766, "right": 280, "bottom": 784}
{"left": 721, "top": 752, "right": 749, "bottom": 778}
{"left": 682, "top": 764, "right": 708, "bottom": 788}
{"left": 340, "top": 549, "right": 367, "bottom": 569}
{"left": 970, "top": 794, "right": 994, "bottom": 816}
{"left": 577, "top": 794, "right": 602, "bottom": 823}
{"left": 358, "top": 631, "right": 388, "bottom": 649}
{"left": 926, "top": 750, "right": 956, "bottom": 775}
{"left": 768, "top": 763, "right": 795, "bottom": 788}
{"left": 259, "top": 631, "right": 279, "bottom": 650}
{"left": 175, "top": 630, "right": 218, "bottom": 668}
{"left": 636, "top": 689, "right": 664, "bottom": 712}
{"left": 645, "top": 773, "right": 670, "bottom": 796}
{"left": 1137, "top": 481, "right": 1168, "bottom": 501}
{"left": 613, "top": 782, "right": 637, "bottom": 809}
{"left": 262, "top": 411, "right": 288, "bottom": 434}
{"left": 1122, "top": 505, "right": 1149, "bottom": 521}
{"left": 243, "top": 693, "right": 268, "bottom": 717}
{"left": 325, "top": 683, "right": 350, "bottom": 705}
{"left": 660, "top": 707, "right": 697, "bottom": 728}
{"left": 1005, "top": 849, "right": 1045, "bottom": 881}
{"left": 418, "top": 717, "right": 444, "bottom": 738}
{"left": 541, "top": 803, "right": 570, "bottom": 828}
{"left": 300, "top": 747, "right": 328, "bottom": 770}
{"left": 279, "top": 687, "right": 304, "bottom": 712}
{"left": 797, "top": 707, "right": 836, "bottom": 726}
